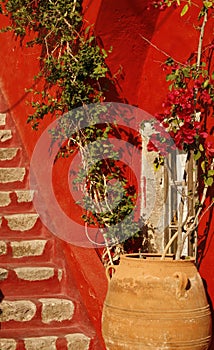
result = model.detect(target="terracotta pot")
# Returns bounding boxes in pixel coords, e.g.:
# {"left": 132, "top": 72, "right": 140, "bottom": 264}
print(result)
{"left": 102, "top": 253, "right": 212, "bottom": 350}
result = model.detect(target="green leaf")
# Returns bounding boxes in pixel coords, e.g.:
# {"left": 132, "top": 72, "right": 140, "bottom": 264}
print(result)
{"left": 181, "top": 4, "right": 189, "bottom": 16}
{"left": 203, "top": 1, "right": 213, "bottom": 8}
{"left": 166, "top": 73, "right": 176, "bottom": 81}
{"left": 199, "top": 144, "right": 204, "bottom": 152}
{"left": 205, "top": 177, "right": 213, "bottom": 187}
{"left": 203, "top": 79, "right": 210, "bottom": 88}
{"left": 194, "top": 150, "right": 201, "bottom": 161}
{"left": 201, "top": 161, "right": 206, "bottom": 173}
{"left": 85, "top": 25, "right": 91, "bottom": 34}
{"left": 208, "top": 170, "right": 214, "bottom": 176}
{"left": 101, "top": 48, "right": 108, "bottom": 58}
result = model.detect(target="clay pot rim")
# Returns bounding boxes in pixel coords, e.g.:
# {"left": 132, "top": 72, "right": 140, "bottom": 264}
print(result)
{"left": 121, "top": 253, "right": 195, "bottom": 263}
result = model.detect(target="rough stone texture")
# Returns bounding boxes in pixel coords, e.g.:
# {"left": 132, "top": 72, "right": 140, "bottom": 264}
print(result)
{"left": 0, "top": 167, "right": 26, "bottom": 183}
{"left": 39, "top": 298, "right": 74, "bottom": 324}
{"left": 0, "top": 300, "right": 36, "bottom": 322}
{"left": 0, "top": 148, "right": 19, "bottom": 161}
{"left": 0, "top": 130, "right": 12, "bottom": 143}
{"left": 0, "top": 268, "right": 8, "bottom": 281}
{"left": 58, "top": 269, "right": 63, "bottom": 281}
{"left": 65, "top": 334, "right": 90, "bottom": 350}
{"left": 0, "top": 338, "right": 16, "bottom": 350}
{"left": 0, "top": 113, "right": 6, "bottom": 126}
{"left": 14, "top": 267, "right": 55, "bottom": 281}
{"left": 24, "top": 336, "right": 57, "bottom": 350}
{"left": 4, "top": 213, "right": 39, "bottom": 231}
{"left": 141, "top": 137, "right": 166, "bottom": 251}
{"left": 15, "top": 190, "right": 34, "bottom": 203}
{"left": 0, "top": 191, "right": 11, "bottom": 207}
{"left": 11, "top": 240, "right": 47, "bottom": 258}
{"left": 0, "top": 240, "right": 7, "bottom": 255}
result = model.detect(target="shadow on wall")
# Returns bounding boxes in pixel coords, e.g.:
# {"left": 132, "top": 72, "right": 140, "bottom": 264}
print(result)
{"left": 0, "top": 289, "right": 4, "bottom": 327}
{"left": 94, "top": 0, "right": 160, "bottom": 105}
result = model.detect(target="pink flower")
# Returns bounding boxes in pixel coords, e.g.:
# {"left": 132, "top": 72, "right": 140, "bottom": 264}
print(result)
{"left": 205, "top": 141, "right": 214, "bottom": 158}
{"left": 200, "top": 132, "right": 208, "bottom": 139}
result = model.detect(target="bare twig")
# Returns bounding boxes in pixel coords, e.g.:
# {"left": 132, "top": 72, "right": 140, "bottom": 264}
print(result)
{"left": 196, "top": 9, "right": 208, "bottom": 70}
{"left": 139, "top": 35, "right": 185, "bottom": 66}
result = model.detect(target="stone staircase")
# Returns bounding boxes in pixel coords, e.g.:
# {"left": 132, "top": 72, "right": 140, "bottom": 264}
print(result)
{"left": 0, "top": 112, "right": 98, "bottom": 350}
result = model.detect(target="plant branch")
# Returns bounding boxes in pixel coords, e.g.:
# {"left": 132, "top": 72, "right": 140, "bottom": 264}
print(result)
{"left": 139, "top": 34, "right": 185, "bottom": 66}
{"left": 196, "top": 9, "right": 208, "bottom": 70}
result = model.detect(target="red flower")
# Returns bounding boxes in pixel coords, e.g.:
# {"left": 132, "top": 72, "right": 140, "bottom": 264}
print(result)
{"left": 147, "top": 140, "right": 158, "bottom": 153}
{"left": 200, "top": 90, "right": 212, "bottom": 104}
{"left": 205, "top": 141, "right": 214, "bottom": 158}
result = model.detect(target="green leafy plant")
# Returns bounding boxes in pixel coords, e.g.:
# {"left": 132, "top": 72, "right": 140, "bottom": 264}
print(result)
{"left": 0, "top": 0, "right": 148, "bottom": 265}
{"left": 0, "top": 0, "right": 109, "bottom": 128}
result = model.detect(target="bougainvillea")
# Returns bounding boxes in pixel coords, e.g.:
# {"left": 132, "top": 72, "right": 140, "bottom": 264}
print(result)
{"left": 146, "top": 0, "right": 214, "bottom": 186}
{"left": 147, "top": 56, "right": 214, "bottom": 184}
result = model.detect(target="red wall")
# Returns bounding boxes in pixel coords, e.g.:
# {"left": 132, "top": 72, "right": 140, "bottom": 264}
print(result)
{"left": 92, "top": 0, "right": 214, "bottom": 307}
{"left": 0, "top": 0, "right": 213, "bottom": 341}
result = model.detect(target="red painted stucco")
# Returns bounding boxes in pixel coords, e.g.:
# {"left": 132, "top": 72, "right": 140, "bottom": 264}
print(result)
{"left": 0, "top": 0, "right": 213, "bottom": 347}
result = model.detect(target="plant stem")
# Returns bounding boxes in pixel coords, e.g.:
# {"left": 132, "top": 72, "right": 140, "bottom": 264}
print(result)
{"left": 175, "top": 187, "right": 185, "bottom": 260}
{"left": 196, "top": 9, "right": 208, "bottom": 70}
{"left": 140, "top": 35, "right": 184, "bottom": 66}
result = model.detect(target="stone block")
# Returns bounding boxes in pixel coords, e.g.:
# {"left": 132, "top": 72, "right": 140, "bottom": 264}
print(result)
{"left": 11, "top": 240, "right": 47, "bottom": 258}
{"left": 0, "top": 240, "right": 7, "bottom": 255}
{"left": 0, "top": 268, "right": 8, "bottom": 281}
{"left": 14, "top": 267, "right": 55, "bottom": 281}
{"left": 0, "top": 191, "right": 11, "bottom": 207}
{"left": 0, "top": 338, "right": 16, "bottom": 350}
{"left": 0, "top": 148, "right": 19, "bottom": 161}
{"left": 15, "top": 190, "right": 34, "bottom": 203}
{"left": 0, "top": 167, "right": 26, "bottom": 183}
{"left": 4, "top": 213, "right": 39, "bottom": 231}
{"left": 0, "top": 300, "right": 36, "bottom": 322}
{"left": 24, "top": 336, "right": 57, "bottom": 350}
{"left": 65, "top": 334, "right": 90, "bottom": 350}
{"left": 0, "top": 114, "right": 6, "bottom": 126}
{"left": 39, "top": 298, "right": 74, "bottom": 324}
{"left": 0, "top": 130, "right": 12, "bottom": 143}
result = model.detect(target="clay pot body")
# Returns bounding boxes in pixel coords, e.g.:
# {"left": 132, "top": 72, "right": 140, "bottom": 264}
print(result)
{"left": 102, "top": 254, "right": 212, "bottom": 350}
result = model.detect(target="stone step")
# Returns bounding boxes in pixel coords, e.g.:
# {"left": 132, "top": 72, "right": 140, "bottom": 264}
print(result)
{"left": 0, "top": 265, "right": 63, "bottom": 282}
{"left": 0, "top": 297, "right": 75, "bottom": 329}
{"left": 0, "top": 213, "right": 39, "bottom": 232}
{"left": 0, "top": 129, "right": 12, "bottom": 143}
{"left": 0, "top": 190, "right": 34, "bottom": 212}
{"left": 0, "top": 147, "right": 19, "bottom": 161}
{"left": 0, "top": 147, "right": 21, "bottom": 167}
{"left": 0, "top": 113, "right": 6, "bottom": 128}
{"left": 0, "top": 239, "right": 52, "bottom": 261}
{"left": 0, "top": 264, "right": 63, "bottom": 296}
{"left": 0, "top": 167, "right": 26, "bottom": 188}
{"left": 0, "top": 332, "right": 91, "bottom": 350}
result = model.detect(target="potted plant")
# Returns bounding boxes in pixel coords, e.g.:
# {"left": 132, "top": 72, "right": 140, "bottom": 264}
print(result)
{"left": 102, "top": 1, "right": 214, "bottom": 349}
{"left": 1, "top": 0, "right": 213, "bottom": 349}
